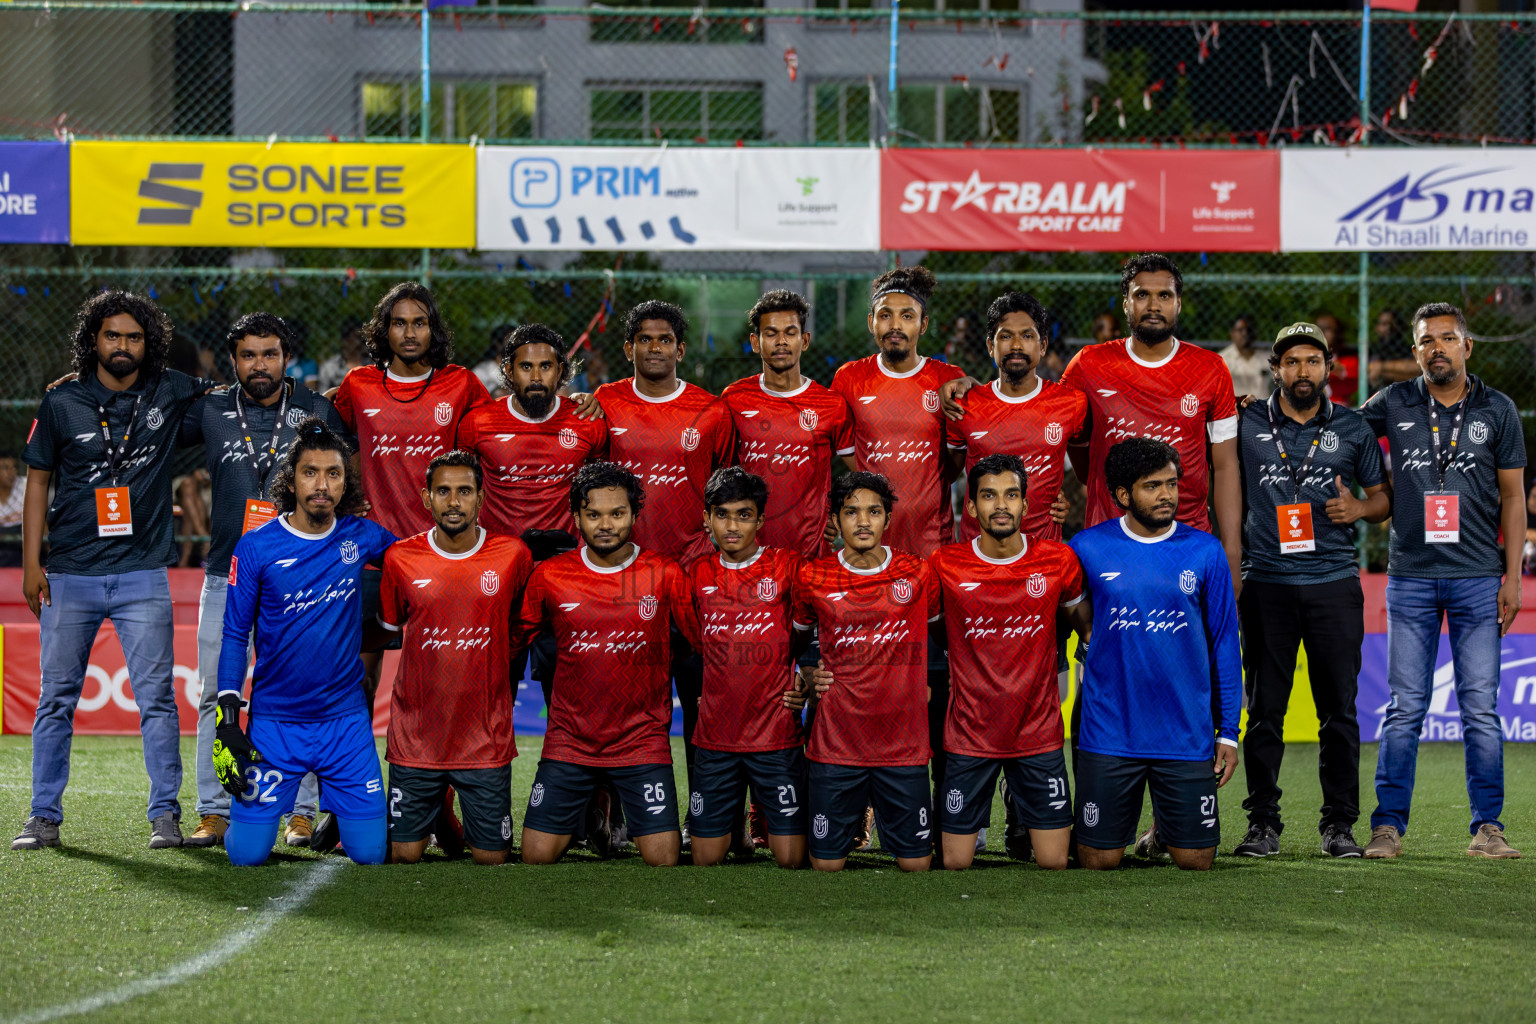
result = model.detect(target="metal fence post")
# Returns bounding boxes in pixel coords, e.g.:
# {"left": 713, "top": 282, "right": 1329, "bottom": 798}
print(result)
{"left": 887, "top": 0, "right": 900, "bottom": 143}
{"left": 421, "top": 0, "right": 432, "bottom": 285}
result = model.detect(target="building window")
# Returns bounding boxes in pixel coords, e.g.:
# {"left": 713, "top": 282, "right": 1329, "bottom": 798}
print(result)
{"left": 589, "top": 84, "right": 763, "bottom": 141}
{"left": 590, "top": 0, "right": 763, "bottom": 44}
{"left": 362, "top": 79, "right": 536, "bottom": 140}
{"left": 898, "top": 83, "right": 1022, "bottom": 144}
{"left": 811, "top": 81, "right": 878, "bottom": 144}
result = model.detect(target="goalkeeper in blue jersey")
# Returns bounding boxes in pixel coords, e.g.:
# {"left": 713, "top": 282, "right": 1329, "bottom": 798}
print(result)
{"left": 212, "top": 418, "right": 396, "bottom": 867}
{"left": 1066, "top": 437, "right": 1242, "bottom": 871}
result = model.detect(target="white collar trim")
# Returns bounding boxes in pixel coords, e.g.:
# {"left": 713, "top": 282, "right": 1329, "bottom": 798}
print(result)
{"left": 838, "top": 546, "right": 891, "bottom": 575}
{"left": 970, "top": 536, "right": 1028, "bottom": 564}
{"left": 1124, "top": 337, "right": 1181, "bottom": 369}
{"left": 990, "top": 377, "right": 1043, "bottom": 405}
{"left": 427, "top": 526, "right": 487, "bottom": 560}
{"left": 279, "top": 513, "right": 338, "bottom": 541}
{"left": 758, "top": 373, "right": 812, "bottom": 398}
{"left": 581, "top": 544, "right": 641, "bottom": 574}
{"left": 719, "top": 547, "right": 764, "bottom": 570}
{"left": 876, "top": 355, "right": 927, "bottom": 379}
{"left": 505, "top": 394, "right": 561, "bottom": 424}
{"left": 386, "top": 366, "right": 433, "bottom": 383}
{"left": 630, "top": 378, "right": 685, "bottom": 404}
{"left": 1119, "top": 516, "right": 1178, "bottom": 544}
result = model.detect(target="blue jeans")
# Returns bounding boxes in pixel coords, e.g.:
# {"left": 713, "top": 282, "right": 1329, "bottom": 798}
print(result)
{"left": 1372, "top": 575, "right": 1504, "bottom": 837}
{"left": 31, "top": 569, "right": 181, "bottom": 824}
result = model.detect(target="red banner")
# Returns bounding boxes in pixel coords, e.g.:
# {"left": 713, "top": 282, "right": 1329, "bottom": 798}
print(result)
{"left": 880, "top": 149, "right": 1280, "bottom": 252}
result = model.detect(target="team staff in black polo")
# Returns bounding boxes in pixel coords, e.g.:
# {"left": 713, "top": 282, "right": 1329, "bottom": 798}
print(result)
{"left": 13, "top": 291, "right": 219, "bottom": 852}
{"left": 1233, "top": 322, "right": 1390, "bottom": 860}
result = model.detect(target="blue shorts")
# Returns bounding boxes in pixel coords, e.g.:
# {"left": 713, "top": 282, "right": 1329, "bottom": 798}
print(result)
{"left": 689, "top": 746, "right": 809, "bottom": 839}
{"left": 232, "top": 713, "right": 385, "bottom": 824}
{"left": 522, "top": 760, "right": 679, "bottom": 839}
{"left": 1074, "top": 750, "right": 1220, "bottom": 851}
{"left": 940, "top": 749, "right": 1072, "bottom": 835}
{"left": 807, "top": 761, "right": 932, "bottom": 861}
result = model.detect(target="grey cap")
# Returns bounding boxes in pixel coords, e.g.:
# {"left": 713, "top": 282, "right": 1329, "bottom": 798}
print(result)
{"left": 1273, "top": 321, "right": 1330, "bottom": 359}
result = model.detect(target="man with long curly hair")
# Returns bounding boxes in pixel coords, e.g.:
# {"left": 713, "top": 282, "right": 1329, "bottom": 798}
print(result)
{"left": 13, "top": 291, "right": 219, "bottom": 853}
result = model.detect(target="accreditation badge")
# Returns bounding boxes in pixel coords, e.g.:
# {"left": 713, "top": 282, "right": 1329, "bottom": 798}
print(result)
{"left": 1276, "top": 502, "right": 1315, "bottom": 554}
{"left": 1424, "top": 492, "right": 1460, "bottom": 544}
{"left": 241, "top": 498, "right": 278, "bottom": 534}
{"left": 95, "top": 486, "right": 133, "bottom": 537}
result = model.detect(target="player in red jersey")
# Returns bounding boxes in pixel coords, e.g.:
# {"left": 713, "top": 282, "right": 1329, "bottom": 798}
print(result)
{"left": 378, "top": 451, "right": 534, "bottom": 865}
{"left": 688, "top": 468, "right": 810, "bottom": 869}
{"left": 792, "top": 471, "right": 940, "bottom": 873}
{"left": 721, "top": 290, "right": 854, "bottom": 562}
{"left": 929, "top": 454, "right": 1085, "bottom": 871}
{"left": 517, "top": 462, "right": 697, "bottom": 868}
{"left": 943, "top": 293, "right": 1085, "bottom": 544}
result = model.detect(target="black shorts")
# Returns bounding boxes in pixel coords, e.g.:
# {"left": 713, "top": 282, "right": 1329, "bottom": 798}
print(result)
{"left": 940, "top": 749, "right": 1072, "bottom": 835}
{"left": 386, "top": 762, "right": 513, "bottom": 851}
{"left": 362, "top": 566, "right": 402, "bottom": 651}
{"left": 1073, "top": 750, "right": 1220, "bottom": 851}
{"left": 807, "top": 761, "right": 932, "bottom": 861}
{"left": 522, "top": 759, "right": 679, "bottom": 839}
{"left": 689, "top": 746, "right": 809, "bottom": 839}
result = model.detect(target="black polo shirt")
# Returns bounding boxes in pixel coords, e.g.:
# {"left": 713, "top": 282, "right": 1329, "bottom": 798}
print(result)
{"left": 179, "top": 377, "right": 350, "bottom": 578}
{"left": 1239, "top": 393, "right": 1386, "bottom": 585}
{"left": 23, "top": 369, "right": 214, "bottom": 575}
{"left": 1361, "top": 374, "right": 1526, "bottom": 579}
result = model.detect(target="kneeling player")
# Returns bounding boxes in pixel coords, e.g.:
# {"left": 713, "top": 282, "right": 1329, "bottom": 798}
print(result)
{"left": 931, "top": 454, "right": 1083, "bottom": 870}
{"left": 379, "top": 450, "right": 534, "bottom": 865}
{"left": 518, "top": 462, "right": 696, "bottom": 867}
{"left": 212, "top": 420, "right": 396, "bottom": 867}
{"left": 1067, "top": 438, "right": 1241, "bottom": 871}
{"left": 688, "top": 468, "right": 810, "bottom": 869}
{"left": 792, "top": 472, "right": 938, "bottom": 873}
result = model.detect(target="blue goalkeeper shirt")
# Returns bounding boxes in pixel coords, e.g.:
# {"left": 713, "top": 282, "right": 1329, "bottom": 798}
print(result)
{"left": 1068, "top": 517, "right": 1241, "bottom": 761}
{"left": 220, "top": 513, "right": 395, "bottom": 722}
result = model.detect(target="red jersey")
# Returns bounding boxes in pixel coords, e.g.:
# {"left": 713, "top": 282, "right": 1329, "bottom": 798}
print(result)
{"left": 517, "top": 546, "right": 697, "bottom": 767}
{"left": 943, "top": 378, "right": 1089, "bottom": 543}
{"left": 333, "top": 364, "right": 490, "bottom": 538}
{"left": 689, "top": 546, "right": 803, "bottom": 753}
{"left": 790, "top": 548, "right": 939, "bottom": 767}
{"left": 379, "top": 528, "right": 534, "bottom": 769}
{"left": 721, "top": 374, "right": 854, "bottom": 561}
{"left": 595, "top": 378, "right": 735, "bottom": 568}
{"left": 930, "top": 537, "right": 1084, "bottom": 759}
{"left": 831, "top": 354, "right": 964, "bottom": 559}
{"left": 455, "top": 395, "right": 608, "bottom": 539}
{"left": 1059, "top": 339, "right": 1236, "bottom": 531}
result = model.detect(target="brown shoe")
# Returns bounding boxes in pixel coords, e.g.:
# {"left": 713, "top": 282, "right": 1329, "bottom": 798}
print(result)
{"left": 284, "top": 815, "right": 314, "bottom": 847}
{"left": 1363, "top": 824, "right": 1401, "bottom": 859}
{"left": 1468, "top": 823, "right": 1522, "bottom": 859}
{"left": 184, "top": 815, "right": 227, "bottom": 848}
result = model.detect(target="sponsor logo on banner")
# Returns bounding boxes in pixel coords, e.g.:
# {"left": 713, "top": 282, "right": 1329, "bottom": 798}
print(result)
{"left": 0, "top": 142, "right": 71, "bottom": 243}
{"left": 476, "top": 146, "right": 879, "bottom": 251}
{"left": 881, "top": 149, "right": 1279, "bottom": 251}
{"left": 1281, "top": 149, "right": 1536, "bottom": 252}
{"left": 72, "top": 141, "right": 475, "bottom": 247}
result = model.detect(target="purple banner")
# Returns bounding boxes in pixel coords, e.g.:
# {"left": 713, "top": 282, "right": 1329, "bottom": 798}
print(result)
{"left": 1357, "top": 635, "right": 1536, "bottom": 743}
{"left": 0, "top": 142, "right": 69, "bottom": 244}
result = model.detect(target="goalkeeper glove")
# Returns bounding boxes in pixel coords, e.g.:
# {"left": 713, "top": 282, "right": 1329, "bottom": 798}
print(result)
{"left": 211, "top": 693, "right": 262, "bottom": 797}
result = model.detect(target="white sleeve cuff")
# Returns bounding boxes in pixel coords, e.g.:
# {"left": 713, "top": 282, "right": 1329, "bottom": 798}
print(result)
{"left": 928, "top": 614, "right": 943, "bottom": 622}
{"left": 835, "top": 446, "right": 856, "bottom": 456}
{"left": 1217, "top": 737, "right": 1239, "bottom": 749}
{"left": 378, "top": 616, "right": 400, "bottom": 632}
{"left": 1060, "top": 592, "right": 1086, "bottom": 608}
{"left": 217, "top": 689, "right": 243, "bottom": 700}
{"left": 945, "top": 443, "right": 967, "bottom": 451}
{"left": 1207, "top": 416, "right": 1238, "bottom": 443}
{"left": 792, "top": 620, "right": 813, "bottom": 632}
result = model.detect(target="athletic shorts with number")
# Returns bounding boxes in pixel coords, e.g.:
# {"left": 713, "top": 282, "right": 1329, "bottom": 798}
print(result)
{"left": 360, "top": 566, "right": 402, "bottom": 651}
{"left": 232, "top": 712, "right": 385, "bottom": 824}
{"left": 689, "top": 746, "right": 808, "bottom": 839}
{"left": 807, "top": 762, "right": 932, "bottom": 861}
{"left": 939, "top": 749, "right": 1072, "bottom": 835}
{"left": 387, "top": 762, "right": 513, "bottom": 851}
{"left": 522, "top": 760, "right": 679, "bottom": 838}
{"left": 1073, "top": 750, "right": 1220, "bottom": 850}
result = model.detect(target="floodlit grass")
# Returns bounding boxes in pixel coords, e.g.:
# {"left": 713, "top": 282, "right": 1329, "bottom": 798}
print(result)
{"left": 1, "top": 736, "right": 1533, "bottom": 1023}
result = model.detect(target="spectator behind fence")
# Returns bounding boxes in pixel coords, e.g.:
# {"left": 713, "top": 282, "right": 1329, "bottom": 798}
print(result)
{"left": 0, "top": 453, "right": 24, "bottom": 568}
{"left": 1220, "top": 314, "right": 1270, "bottom": 402}
{"left": 317, "top": 316, "right": 367, "bottom": 392}
{"left": 1314, "top": 311, "right": 1358, "bottom": 405}
{"left": 1367, "top": 309, "right": 1418, "bottom": 389}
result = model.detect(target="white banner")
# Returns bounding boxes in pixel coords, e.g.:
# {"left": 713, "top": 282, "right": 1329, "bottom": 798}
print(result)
{"left": 476, "top": 147, "right": 879, "bottom": 252}
{"left": 1282, "top": 149, "right": 1536, "bottom": 252}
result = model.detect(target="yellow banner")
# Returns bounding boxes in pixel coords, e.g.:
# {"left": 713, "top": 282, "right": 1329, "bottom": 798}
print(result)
{"left": 71, "top": 141, "right": 475, "bottom": 248}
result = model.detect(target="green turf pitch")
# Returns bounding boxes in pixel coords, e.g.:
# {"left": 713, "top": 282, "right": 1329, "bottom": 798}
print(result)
{"left": 1, "top": 737, "right": 1533, "bottom": 1024}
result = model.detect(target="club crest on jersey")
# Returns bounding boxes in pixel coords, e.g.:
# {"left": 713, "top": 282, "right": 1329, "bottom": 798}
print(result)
{"left": 680, "top": 426, "right": 701, "bottom": 452}
{"left": 1179, "top": 569, "right": 1198, "bottom": 595}
{"left": 756, "top": 577, "right": 778, "bottom": 603}
{"left": 638, "top": 594, "right": 659, "bottom": 621}
{"left": 1180, "top": 393, "right": 1199, "bottom": 418}
{"left": 1320, "top": 430, "right": 1339, "bottom": 453}
{"left": 433, "top": 401, "right": 453, "bottom": 426}
{"left": 946, "top": 789, "right": 963, "bottom": 814}
{"left": 812, "top": 814, "right": 829, "bottom": 839}
{"left": 1044, "top": 421, "right": 1063, "bottom": 446}
{"left": 1026, "top": 573, "right": 1048, "bottom": 599}
{"left": 501, "top": 816, "right": 512, "bottom": 840}
{"left": 480, "top": 569, "right": 501, "bottom": 596}
{"left": 1469, "top": 420, "right": 1489, "bottom": 445}
{"left": 799, "top": 408, "right": 819, "bottom": 432}
{"left": 923, "top": 390, "right": 940, "bottom": 413}
{"left": 689, "top": 791, "right": 703, "bottom": 818}
{"left": 287, "top": 407, "right": 306, "bottom": 428}
{"left": 1083, "top": 801, "right": 1099, "bottom": 828}
{"left": 559, "top": 427, "right": 580, "bottom": 449}
{"left": 890, "top": 578, "right": 913, "bottom": 604}
{"left": 339, "top": 540, "right": 360, "bottom": 565}
{"left": 145, "top": 407, "right": 164, "bottom": 431}
{"left": 529, "top": 783, "right": 545, "bottom": 807}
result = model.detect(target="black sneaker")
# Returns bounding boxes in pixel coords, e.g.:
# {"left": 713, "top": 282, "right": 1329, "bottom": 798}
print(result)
{"left": 309, "top": 812, "right": 342, "bottom": 854}
{"left": 1234, "top": 823, "right": 1280, "bottom": 858}
{"left": 1321, "top": 823, "right": 1364, "bottom": 858}
{"left": 12, "top": 816, "right": 60, "bottom": 851}
{"left": 149, "top": 813, "right": 183, "bottom": 849}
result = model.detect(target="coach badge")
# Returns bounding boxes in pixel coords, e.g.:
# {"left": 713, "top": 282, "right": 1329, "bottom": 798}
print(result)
{"left": 1026, "top": 573, "right": 1048, "bottom": 599}
{"left": 946, "top": 789, "right": 963, "bottom": 814}
{"left": 799, "top": 408, "right": 819, "bottom": 432}
{"left": 812, "top": 814, "right": 829, "bottom": 839}
{"left": 559, "top": 427, "right": 579, "bottom": 449}
{"left": 1044, "top": 421, "right": 1063, "bottom": 446}
{"left": 480, "top": 569, "right": 501, "bottom": 596}
{"left": 923, "top": 390, "right": 940, "bottom": 413}
{"left": 434, "top": 401, "right": 453, "bottom": 426}
{"left": 1180, "top": 393, "right": 1199, "bottom": 418}
{"left": 638, "top": 594, "right": 659, "bottom": 621}
{"left": 287, "top": 407, "right": 306, "bottom": 428}
{"left": 890, "top": 578, "right": 913, "bottom": 604}
{"left": 680, "top": 426, "right": 701, "bottom": 452}
{"left": 690, "top": 792, "right": 703, "bottom": 818}
{"left": 1320, "top": 430, "right": 1339, "bottom": 453}
{"left": 339, "top": 539, "right": 360, "bottom": 565}
{"left": 756, "top": 577, "right": 777, "bottom": 602}
{"left": 145, "top": 406, "right": 164, "bottom": 430}
{"left": 1083, "top": 801, "right": 1099, "bottom": 828}
{"left": 1469, "top": 420, "right": 1489, "bottom": 445}
{"left": 1179, "top": 569, "right": 1197, "bottom": 595}
{"left": 530, "top": 783, "right": 545, "bottom": 807}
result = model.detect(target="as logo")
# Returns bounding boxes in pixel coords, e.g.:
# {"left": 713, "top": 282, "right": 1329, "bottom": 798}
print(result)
{"left": 1026, "top": 573, "right": 1048, "bottom": 599}
{"left": 890, "top": 578, "right": 913, "bottom": 604}
{"left": 1083, "top": 801, "right": 1099, "bottom": 828}
{"left": 689, "top": 791, "right": 703, "bottom": 818}
{"left": 339, "top": 540, "right": 360, "bottom": 565}
{"left": 529, "top": 783, "right": 545, "bottom": 807}
{"left": 1320, "top": 430, "right": 1339, "bottom": 453}
{"left": 799, "top": 408, "right": 819, "bottom": 432}
{"left": 812, "top": 814, "right": 829, "bottom": 839}
{"left": 923, "top": 390, "right": 940, "bottom": 413}
{"left": 1180, "top": 393, "right": 1199, "bottom": 418}
{"left": 945, "top": 788, "right": 963, "bottom": 814}
{"left": 1469, "top": 420, "right": 1489, "bottom": 445}
{"left": 559, "top": 427, "right": 579, "bottom": 449}
{"left": 638, "top": 594, "right": 659, "bottom": 621}
{"left": 287, "top": 408, "right": 306, "bottom": 428}
{"left": 145, "top": 407, "right": 164, "bottom": 431}
{"left": 680, "top": 426, "right": 701, "bottom": 452}
{"left": 1044, "top": 421, "right": 1063, "bottom": 446}
{"left": 480, "top": 569, "right": 501, "bottom": 596}
{"left": 434, "top": 401, "right": 454, "bottom": 427}
{"left": 1179, "top": 569, "right": 1198, "bottom": 595}
{"left": 756, "top": 577, "right": 778, "bottom": 603}
{"left": 137, "top": 162, "right": 203, "bottom": 225}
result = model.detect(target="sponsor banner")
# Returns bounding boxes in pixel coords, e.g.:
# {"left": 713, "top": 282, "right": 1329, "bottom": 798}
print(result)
{"left": 1282, "top": 149, "right": 1536, "bottom": 252}
{"left": 71, "top": 141, "right": 475, "bottom": 248}
{"left": 0, "top": 141, "right": 70, "bottom": 244}
{"left": 1357, "top": 635, "right": 1536, "bottom": 744}
{"left": 881, "top": 148, "right": 1280, "bottom": 252}
{"left": 476, "top": 146, "right": 880, "bottom": 251}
